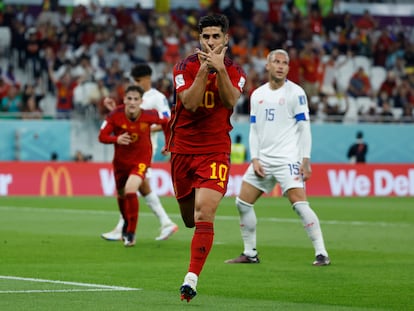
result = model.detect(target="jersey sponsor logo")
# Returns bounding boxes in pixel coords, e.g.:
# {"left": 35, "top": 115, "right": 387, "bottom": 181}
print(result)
{"left": 299, "top": 95, "right": 307, "bottom": 105}
{"left": 40, "top": 166, "right": 73, "bottom": 196}
{"left": 217, "top": 181, "right": 224, "bottom": 188}
{"left": 175, "top": 74, "right": 185, "bottom": 89}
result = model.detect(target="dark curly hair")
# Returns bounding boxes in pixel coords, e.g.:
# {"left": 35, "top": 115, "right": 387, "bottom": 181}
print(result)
{"left": 198, "top": 14, "right": 229, "bottom": 34}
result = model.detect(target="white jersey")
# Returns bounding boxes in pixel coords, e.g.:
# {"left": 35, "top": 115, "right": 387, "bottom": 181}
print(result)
{"left": 140, "top": 88, "right": 171, "bottom": 155}
{"left": 249, "top": 79, "right": 310, "bottom": 166}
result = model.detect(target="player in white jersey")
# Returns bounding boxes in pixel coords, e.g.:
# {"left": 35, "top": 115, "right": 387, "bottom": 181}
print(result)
{"left": 101, "top": 64, "right": 178, "bottom": 241}
{"left": 225, "top": 49, "right": 330, "bottom": 266}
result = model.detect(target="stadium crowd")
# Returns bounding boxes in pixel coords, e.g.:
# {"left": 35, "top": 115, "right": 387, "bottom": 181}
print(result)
{"left": 0, "top": 0, "right": 413, "bottom": 123}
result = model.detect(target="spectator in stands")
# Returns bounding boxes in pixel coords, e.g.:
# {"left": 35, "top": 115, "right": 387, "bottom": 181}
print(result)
{"left": 400, "top": 104, "right": 414, "bottom": 123}
{"left": 0, "top": 75, "right": 11, "bottom": 100}
{"left": 299, "top": 43, "right": 321, "bottom": 100}
{"left": 393, "top": 77, "right": 414, "bottom": 109}
{"left": 378, "top": 70, "right": 398, "bottom": 98}
{"left": 47, "top": 65, "right": 79, "bottom": 119}
{"left": 1, "top": 84, "right": 21, "bottom": 113}
{"left": 21, "top": 94, "right": 42, "bottom": 119}
{"left": 347, "top": 66, "right": 372, "bottom": 98}
{"left": 378, "top": 101, "right": 395, "bottom": 123}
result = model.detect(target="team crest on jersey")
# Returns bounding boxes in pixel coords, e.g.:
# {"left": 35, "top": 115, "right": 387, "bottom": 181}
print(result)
{"left": 258, "top": 100, "right": 264, "bottom": 105}
{"left": 175, "top": 74, "right": 185, "bottom": 89}
{"left": 299, "top": 95, "right": 307, "bottom": 105}
{"left": 140, "top": 123, "right": 148, "bottom": 131}
{"left": 279, "top": 98, "right": 285, "bottom": 105}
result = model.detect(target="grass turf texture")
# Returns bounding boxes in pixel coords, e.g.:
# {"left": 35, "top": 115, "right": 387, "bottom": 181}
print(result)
{"left": 0, "top": 196, "right": 412, "bottom": 311}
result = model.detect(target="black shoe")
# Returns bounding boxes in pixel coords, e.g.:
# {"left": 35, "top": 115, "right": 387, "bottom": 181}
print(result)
{"left": 224, "top": 253, "right": 260, "bottom": 264}
{"left": 313, "top": 254, "right": 331, "bottom": 266}
{"left": 180, "top": 284, "right": 197, "bottom": 302}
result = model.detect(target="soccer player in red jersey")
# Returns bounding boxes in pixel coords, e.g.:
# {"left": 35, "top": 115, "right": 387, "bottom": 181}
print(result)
{"left": 166, "top": 14, "right": 246, "bottom": 302}
{"left": 99, "top": 85, "right": 169, "bottom": 247}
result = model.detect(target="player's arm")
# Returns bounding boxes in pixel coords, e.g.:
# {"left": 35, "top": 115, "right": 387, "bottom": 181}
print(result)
{"left": 199, "top": 45, "right": 242, "bottom": 109}
{"left": 176, "top": 61, "right": 209, "bottom": 112}
{"left": 249, "top": 99, "right": 265, "bottom": 178}
{"left": 98, "top": 119, "right": 131, "bottom": 145}
{"left": 103, "top": 97, "right": 117, "bottom": 112}
{"left": 216, "top": 66, "right": 243, "bottom": 109}
{"left": 297, "top": 118, "right": 312, "bottom": 181}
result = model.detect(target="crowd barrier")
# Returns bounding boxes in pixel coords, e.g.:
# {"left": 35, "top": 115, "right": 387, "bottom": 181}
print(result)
{"left": 0, "top": 162, "right": 413, "bottom": 197}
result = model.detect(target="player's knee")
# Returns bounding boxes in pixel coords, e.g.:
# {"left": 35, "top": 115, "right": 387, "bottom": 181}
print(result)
{"left": 236, "top": 197, "right": 254, "bottom": 214}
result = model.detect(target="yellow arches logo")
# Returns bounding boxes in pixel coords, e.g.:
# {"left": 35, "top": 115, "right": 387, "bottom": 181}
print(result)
{"left": 40, "top": 166, "right": 73, "bottom": 196}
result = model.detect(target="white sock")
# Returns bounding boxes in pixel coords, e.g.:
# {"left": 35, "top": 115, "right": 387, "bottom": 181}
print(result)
{"left": 114, "top": 214, "right": 124, "bottom": 232}
{"left": 144, "top": 191, "right": 171, "bottom": 227}
{"left": 236, "top": 197, "right": 257, "bottom": 257}
{"left": 183, "top": 272, "right": 198, "bottom": 289}
{"left": 293, "top": 201, "right": 328, "bottom": 257}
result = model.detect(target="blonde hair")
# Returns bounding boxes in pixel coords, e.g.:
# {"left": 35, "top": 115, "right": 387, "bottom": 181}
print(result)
{"left": 267, "top": 49, "right": 290, "bottom": 63}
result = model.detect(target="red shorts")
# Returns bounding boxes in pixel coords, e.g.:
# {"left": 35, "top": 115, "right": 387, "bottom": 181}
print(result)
{"left": 114, "top": 162, "right": 148, "bottom": 190}
{"left": 170, "top": 153, "right": 230, "bottom": 200}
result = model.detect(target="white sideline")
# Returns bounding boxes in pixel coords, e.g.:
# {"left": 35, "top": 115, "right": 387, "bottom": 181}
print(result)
{"left": 0, "top": 275, "right": 141, "bottom": 294}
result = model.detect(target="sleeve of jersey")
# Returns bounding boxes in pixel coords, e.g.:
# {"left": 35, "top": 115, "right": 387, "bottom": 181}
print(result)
{"left": 228, "top": 64, "right": 247, "bottom": 93}
{"left": 249, "top": 97, "right": 259, "bottom": 160}
{"left": 294, "top": 88, "right": 312, "bottom": 159}
{"left": 98, "top": 119, "right": 118, "bottom": 144}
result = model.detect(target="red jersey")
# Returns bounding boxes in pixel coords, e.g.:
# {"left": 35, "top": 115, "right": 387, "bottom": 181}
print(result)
{"left": 99, "top": 105, "right": 168, "bottom": 169}
{"left": 168, "top": 53, "right": 246, "bottom": 154}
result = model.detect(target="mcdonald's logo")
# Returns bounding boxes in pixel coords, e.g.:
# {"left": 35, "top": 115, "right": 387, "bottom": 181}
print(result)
{"left": 40, "top": 166, "right": 73, "bottom": 196}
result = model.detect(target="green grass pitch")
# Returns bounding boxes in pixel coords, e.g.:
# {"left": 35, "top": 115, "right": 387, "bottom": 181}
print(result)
{"left": 0, "top": 196, "right": 413, "bottom": 311}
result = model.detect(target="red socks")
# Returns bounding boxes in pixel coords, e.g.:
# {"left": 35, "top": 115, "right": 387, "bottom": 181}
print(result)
{"left": 124, "top": 193, "right": 139, "bottom": 234}
{"left": 188, "top": 222, "right": 214, "bottom": 276}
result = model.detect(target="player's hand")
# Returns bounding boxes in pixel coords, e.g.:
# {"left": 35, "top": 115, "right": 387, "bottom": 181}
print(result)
{"left": 196, "top": 45, "right": 227, "bottom": 71}
{"left": 117, "top": 132, "right": 132, "bottom": 145}
{"left": 160, "top": 146, "right": 170, "bottom": 156}
{"left": 252, "top": 159, "right": 265, "bottom": 178}
{"left": 103, "top": 97, "right": 116, "bottom": 112}
{"left": 300, "top": 158, "right": 312, "bottom": 181}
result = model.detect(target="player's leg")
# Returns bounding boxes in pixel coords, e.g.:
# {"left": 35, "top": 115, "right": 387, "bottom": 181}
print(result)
{"left": 139, "top": 177, "right": 178, "bottom": 240}
{"left": 225, "top": 180, "right": 262, "bottom": 263}
{"left": 122, "top": 174, "right": 143, "bottom": 247}
{"left": 180, "top": 187, "right": 221, "bottom": 302}
{"left": 287, "top": 188, "right": 330, "bottom": 266}
{"left": 101, "top": 213, "right": 124, "bottom": 241}
{"left": 225, "top": 163, "right": 271, "bottom": 264}
{"left": 101, "top": 171, "right": 127, "bottom": 241}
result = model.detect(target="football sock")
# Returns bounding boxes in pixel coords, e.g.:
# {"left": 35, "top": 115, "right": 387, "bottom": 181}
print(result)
{"left": 114, "top": 214, "right": 124, "bottom": 232}
{"left": 183, "top": 272, "right": 198, "bottom": 290}
{"left": 125, "top": 192, "right": 139, "bottom": 234}
{"left": 117, "top": 196, "right": 127, "bottom": 228}
{"left": 293, "top": 201, "right": 328, "bottom": 257}
{"left": 236, "top": 197, "right": 257, "bottom": 257}
{"left": 144, "top": 191, "right": 172, "bottom": 226}
{"left": 188, "top": 222, "right": 214, "bottom": 276}
{"left": 115, "top": 196, "right": 125, "bottom": 232}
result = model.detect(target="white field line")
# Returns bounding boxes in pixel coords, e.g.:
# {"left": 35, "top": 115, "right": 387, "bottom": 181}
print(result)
{"left": 0, "top": 205, "right": 412, "bottom": 228}
{"left": 0, "top": 275, "right": 141, "bottom": 294}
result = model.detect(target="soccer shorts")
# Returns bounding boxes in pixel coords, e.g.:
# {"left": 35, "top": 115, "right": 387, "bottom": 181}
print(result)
{"left": 171, "top": 153, "right": 230, "bottom": 200}
{"left": 242, "top": 161, "right": 305, "bottom": 195}
{"left": 114, "top": 162, "right": 148, "bottom": 190}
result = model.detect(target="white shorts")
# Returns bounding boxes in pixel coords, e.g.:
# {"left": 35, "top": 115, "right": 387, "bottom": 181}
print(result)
{"left": 242, "top": 161, "right": 305, "bottom": 195}
{"left": 145, "top": 167, "right": 153, "bottom": 179}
